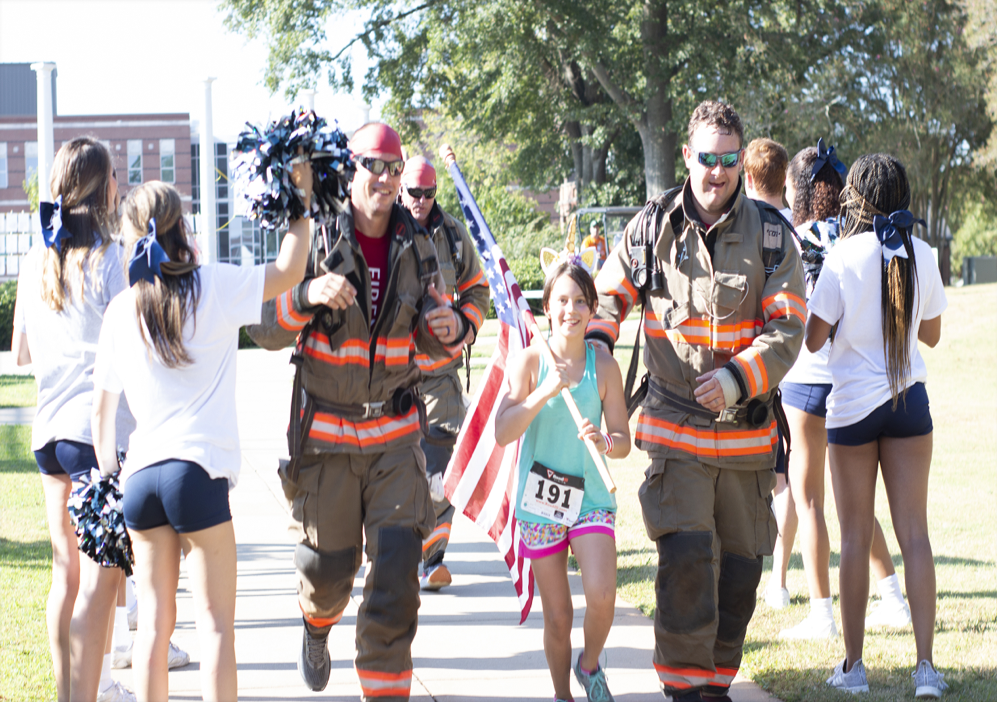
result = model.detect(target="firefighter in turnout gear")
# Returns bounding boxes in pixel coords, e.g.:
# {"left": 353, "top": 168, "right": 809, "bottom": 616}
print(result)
{"left": 585, "top": 102, "right": 806, "bottom": 702}
{"left": 399, "top": 156, "right": 490, "bottom": 591}
{"left": 246, "top": 124, "right": 465, "bottom": 701}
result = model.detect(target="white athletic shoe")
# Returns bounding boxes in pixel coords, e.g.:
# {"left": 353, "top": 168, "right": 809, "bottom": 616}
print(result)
{"left": 779, "top": 613, "right": 838, "bottom": 640}
{"left": 913, "top": 660, "right": 948, "bottom": 698}
{"left": 96, "top": 681, "right": 136, "bottom": 702}
{"left": 111, "top": 641, "right": 190, "bottom": 670}
{"left": 865, "top": 598, "right": 911, "bottom": 629}
{"left": 826, "top": 658, "right": 869, "bottom": 694}
{"left": 764, "top": 586, "right": 790, "bottom": 609}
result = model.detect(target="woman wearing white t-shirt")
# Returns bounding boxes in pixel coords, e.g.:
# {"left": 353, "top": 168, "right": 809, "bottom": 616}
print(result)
{"left": 90, "top": 175, "right": 311, "bottom": 702}
{"left": 806, "top": 154, "right": 947, "bottom": 698}
{"left": 770, "top": 143, "right": 911, "bottom": 641}
{"left": 12, "top": 137, "right": 138, "bottom": 702}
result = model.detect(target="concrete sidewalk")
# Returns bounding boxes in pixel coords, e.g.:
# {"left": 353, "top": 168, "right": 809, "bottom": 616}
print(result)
{"left": 3, "top": 348, "right": 778, "bottom": 701}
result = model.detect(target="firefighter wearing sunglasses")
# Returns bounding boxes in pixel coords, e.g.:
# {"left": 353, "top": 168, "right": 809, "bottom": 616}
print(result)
{"left": 584, "top": 101, "right": 805, "bottom": 702}
{"left": 399, "top": 156, "right": 490, "bottom": 592}
{"left": 247, "top": 123, "right": 465, "bottom": 700}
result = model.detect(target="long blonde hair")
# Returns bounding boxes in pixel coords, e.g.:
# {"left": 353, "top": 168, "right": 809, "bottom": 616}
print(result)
{"left": 41, "top": 137, "right": 116, "bottom": 311}
{"left": 839, "top": 154, "right": 918, "bottom": 407}
{"left": 121, "top": 182, "right": 200, "bottom": 368}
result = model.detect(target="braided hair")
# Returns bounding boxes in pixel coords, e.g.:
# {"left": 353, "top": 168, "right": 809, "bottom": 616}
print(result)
{"left": 839, "top": 154, "right": 918, "bottom": 407}
{"left": 787, "top": 147, "right": 844, "bottom": 228}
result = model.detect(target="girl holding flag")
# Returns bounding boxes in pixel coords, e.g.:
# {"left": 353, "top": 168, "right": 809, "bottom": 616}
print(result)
{"left": 90, "top": 171, "right": 311, "bottom": 701}
{"left": 495, "top": 258, "right": 630, "bottom": 702}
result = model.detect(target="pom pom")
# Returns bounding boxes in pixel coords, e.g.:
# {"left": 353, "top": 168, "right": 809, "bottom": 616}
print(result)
{"left": 68, "top": 468, "right": 134, "bottom": 576}
{"left": 233, "top": 108, "right": 356, "bottom": 231}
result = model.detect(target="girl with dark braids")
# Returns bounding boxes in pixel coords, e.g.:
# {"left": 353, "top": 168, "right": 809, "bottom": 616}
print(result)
{"left": 806, "top": 154, "right": 948, "bottom": 698}
{"left": 769, "top": 144, "right": 912, "bottom": 641}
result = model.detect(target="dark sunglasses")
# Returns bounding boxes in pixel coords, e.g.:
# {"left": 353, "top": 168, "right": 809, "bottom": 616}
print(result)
{"left": 357, "top": 155, "right": 405, "bottom": 177}
{"left": 693, "top": 149, "right": 742, "bottom": 168}
{"left": 404, "top": 185, "right": 437, "bottom": 200}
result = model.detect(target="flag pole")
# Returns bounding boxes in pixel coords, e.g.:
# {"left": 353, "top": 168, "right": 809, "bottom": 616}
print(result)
{"left": 440, "top": 145, "right": 616, "bottom": 495}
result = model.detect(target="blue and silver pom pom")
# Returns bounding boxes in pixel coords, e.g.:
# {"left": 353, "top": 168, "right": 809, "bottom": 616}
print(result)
{"left": 233, "top": 108, "right": 355, "bottom": 231}
{"left": 68, "top": 468, "right": 134, "bottom": 576}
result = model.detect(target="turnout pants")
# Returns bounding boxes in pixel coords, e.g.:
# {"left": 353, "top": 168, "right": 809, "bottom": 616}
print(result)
{"left": 638, "top": 453, "right": 777, "bottom": 698}
{"left": 280, "top": 445, "right": 435, "bottom": 701}
{"left": 420, "top": 372, "right": 465, "bottom": 569}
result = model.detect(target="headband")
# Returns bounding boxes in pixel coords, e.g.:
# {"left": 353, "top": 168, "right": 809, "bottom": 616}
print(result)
{"left": 402, "top": 156, "right": 436, "bottom": 187}
{"left": 873, "top": 210, "right": 924, "bottom": 261}
{"left": 540, "top": 247, "right": 598, "bottom": 279}
{"left": 40, "top": 195, "right": 72, "bottom": 253}
{"left": 350, "top": 123, "right": 403, "bottom": 159}
{"left": 811, "top": 137, "right": 847, "bottom": 182}
{"left": 128, "top": 219, "right": 170, "bottom": 286}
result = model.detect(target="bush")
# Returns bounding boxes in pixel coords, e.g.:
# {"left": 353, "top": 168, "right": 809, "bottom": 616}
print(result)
{"left": 0, "top": 280, "right": 16, "bottom": 351}
{"left": 239, "top": 326, "right": 259, "bottom": 349}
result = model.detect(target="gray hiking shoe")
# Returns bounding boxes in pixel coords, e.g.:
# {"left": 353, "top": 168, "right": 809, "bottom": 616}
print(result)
{"left": 298, "top": 618, "right": 332, "bottom": 692}
{"left": 573, "top": 653, "right": 615, "bottom": 702}
{"left": 826, "top": 658, "right": 869, "bottom": 694}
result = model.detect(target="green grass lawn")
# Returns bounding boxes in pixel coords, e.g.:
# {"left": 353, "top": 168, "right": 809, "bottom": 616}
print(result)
{"left": 0, "top": 424, "right": 56, "bottom": 702}
{"left": 0, "top": 375, "right": 37, "bottom": 408}
{"left": 597, "top": 283, "right": 997, "bottom": 700}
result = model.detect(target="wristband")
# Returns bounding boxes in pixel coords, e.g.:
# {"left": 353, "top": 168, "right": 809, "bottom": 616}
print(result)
{"left": 601, "top": 431, "right": 614, "bottom": 455}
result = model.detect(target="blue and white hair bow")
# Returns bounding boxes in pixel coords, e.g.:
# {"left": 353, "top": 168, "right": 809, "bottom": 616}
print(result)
{"left": 128, "top": 219, "right": 170, "bottom": 286}
{"left": 810, "top": 138, "right": 848, "bottom": 182}
{"left": 40, "top": 195, "right": 72, "bottom": 252}
{"left": 873, "top": 210, "right": 925, "bottom": 261}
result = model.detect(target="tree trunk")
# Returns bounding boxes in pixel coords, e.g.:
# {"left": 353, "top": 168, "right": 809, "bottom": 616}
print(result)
{"left": 640, "top": 0, "right": 675, "bottom": 197}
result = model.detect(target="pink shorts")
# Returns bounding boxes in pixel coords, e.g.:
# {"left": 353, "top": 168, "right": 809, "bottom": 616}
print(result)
{"left": 518, "top": 509, "right": 615, "bottom": 559}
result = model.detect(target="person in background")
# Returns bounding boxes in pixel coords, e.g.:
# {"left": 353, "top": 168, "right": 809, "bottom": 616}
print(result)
{"left": 12, "top": 137, "right": 137, "bottom": 702}
{"left": 582, "top": 219, "right": 608, "bottom": 271}
{"left": 399, "top": 155, "right": 490, "bottom": 591}
{"left": 743, "top": 137, "right": 792, "bottom": 223}
{"left": 806, "top": 153, "right": 947, "bottom": 697}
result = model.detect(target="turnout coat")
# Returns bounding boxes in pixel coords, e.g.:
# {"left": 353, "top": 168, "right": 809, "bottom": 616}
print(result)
{"left": 586, "top": 180, "right": 806, "bottom": 470}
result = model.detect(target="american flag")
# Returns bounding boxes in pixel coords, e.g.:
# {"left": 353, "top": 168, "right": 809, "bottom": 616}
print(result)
{"left": 442, "top": 157, "right": 536, "bottom": 623}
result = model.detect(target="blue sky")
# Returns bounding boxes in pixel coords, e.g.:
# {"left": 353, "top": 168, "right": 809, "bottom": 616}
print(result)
{"left": 0, "top": 0, "right": 376, "bottom": 139}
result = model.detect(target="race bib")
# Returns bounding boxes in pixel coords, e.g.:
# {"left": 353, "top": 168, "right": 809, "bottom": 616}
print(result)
{"left": 520, "top": 462, "right": 584, "bottom": 527}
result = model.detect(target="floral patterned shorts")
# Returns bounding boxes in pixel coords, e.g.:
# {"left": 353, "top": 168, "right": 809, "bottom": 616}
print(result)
{"left": 518, "top": 509, "right": 615, "bottom": 559}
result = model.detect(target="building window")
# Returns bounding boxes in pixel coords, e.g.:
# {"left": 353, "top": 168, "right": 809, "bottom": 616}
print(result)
{"left": 160, "top": 139, "right": 175, "bottom": 183}
{"left": 127, "top": 140, "right": 142, "bottom": 184}
{"left": 0, "top": 143, "right": 7, "bottom": 189}
{"left": 25, "top": 142, "right": 38, "bottom": 179}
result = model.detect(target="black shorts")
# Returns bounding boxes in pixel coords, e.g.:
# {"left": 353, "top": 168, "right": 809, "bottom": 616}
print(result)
{"left": 123, "top": 459, "right": 231, "bottom": 533}
{"left": 35, "top": 440, "right": 98, "bottom": 483}
{"left": 827, "top": 383, "right": 933, "bottom": 446}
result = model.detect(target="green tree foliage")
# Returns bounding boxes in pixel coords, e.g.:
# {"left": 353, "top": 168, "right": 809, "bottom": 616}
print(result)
{"left": 21, "top": 172, "right": 38, "bottom": 214}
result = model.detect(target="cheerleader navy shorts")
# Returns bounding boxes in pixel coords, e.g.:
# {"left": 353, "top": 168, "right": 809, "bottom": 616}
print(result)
{"left": 827, "top": 382, "right": 933, "bottom": 446}
{"left": 123, "top": 459, "right": 231, "bottom": 533}
{"left": 34, "top": 440, "right": 98, "bottom": 483}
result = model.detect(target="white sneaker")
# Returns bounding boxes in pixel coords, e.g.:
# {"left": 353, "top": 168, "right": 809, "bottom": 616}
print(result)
{"left": 126, "top": 601, "right": 138, "bottom": 631}
{"left": 865, "top": 598, "right": 911, "bottom": 629}
{"left": 764, "top": 586, "right": 790, "bottom": 609}
{"left": 779, "top": 613, "right": 838, "bottom": 639}
{"left": 826, "top": 658, "right": 869, "bottom": 694}
{"left": 111, "top": 640, "right": 190, "bottom": 670}
{"left": 913, "top": 660, "right": 948, "bottom": 698}
{"left": 111, "top": 642, "right": 132, "bottom": 669}
{"left": 96, "top": 681, "right": 136, "bottom": 702}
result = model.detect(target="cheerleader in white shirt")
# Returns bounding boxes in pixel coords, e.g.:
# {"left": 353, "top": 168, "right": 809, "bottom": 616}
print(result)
{"left": 806, "top": 154, "right": 947, "bottom": 698}
{"left": 90, "top": 171, "right": 311, "bottom": 702}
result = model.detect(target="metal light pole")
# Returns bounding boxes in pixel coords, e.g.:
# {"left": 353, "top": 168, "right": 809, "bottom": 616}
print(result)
{"left": 199, "top": 78, "right": 217, "bottom": 264}
{"left": 30, "top": 62, "right": 56, "bottom": 203}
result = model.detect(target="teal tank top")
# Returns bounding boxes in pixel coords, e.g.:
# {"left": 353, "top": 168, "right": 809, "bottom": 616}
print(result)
{"left": 515, "top": 342, "right": 616, "bottom": 526}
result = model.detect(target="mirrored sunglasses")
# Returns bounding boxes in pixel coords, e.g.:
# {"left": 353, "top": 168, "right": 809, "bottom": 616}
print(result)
{"left": 404, "top": 185, "right": 437, "bottom": 200}
{"left": 694, "top": 149, "right": 742, "bottom": 168}
{"left": 357, "top": 155, "right": 405, "bottom": 177}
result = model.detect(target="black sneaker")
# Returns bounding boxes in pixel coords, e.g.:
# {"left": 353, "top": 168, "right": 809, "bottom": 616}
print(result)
{"left": 671, "top": 691, "right": 705, "bottom": 702}
{"left": 298, "top": 618, "right": 332, "bottom": 691}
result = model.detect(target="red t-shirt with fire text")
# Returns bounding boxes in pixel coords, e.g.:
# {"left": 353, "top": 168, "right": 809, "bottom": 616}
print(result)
{"left": 355, "top": 229, "right": 390, "bottom": 328}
